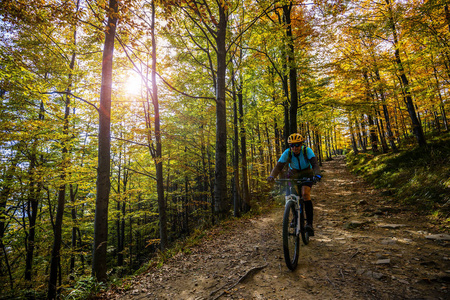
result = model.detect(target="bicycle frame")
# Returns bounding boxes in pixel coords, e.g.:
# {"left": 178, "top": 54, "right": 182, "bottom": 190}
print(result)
{"left": 277, "top": 178, "right": 314, "bottom": 236}
{"left": 284, "top": 188, "right": 302, "bottom": 236}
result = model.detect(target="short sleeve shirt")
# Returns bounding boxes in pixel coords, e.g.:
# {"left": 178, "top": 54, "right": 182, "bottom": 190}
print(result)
{"left": 278, "top": 147, "right": 315, "bottom": 170}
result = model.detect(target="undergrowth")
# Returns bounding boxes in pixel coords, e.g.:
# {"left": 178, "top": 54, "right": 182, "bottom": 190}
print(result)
{"left": 346, "top": 131, "right": 450, "bottom": 229}
{"left": 96, "top": 197, "right": 278, "bottom": 298}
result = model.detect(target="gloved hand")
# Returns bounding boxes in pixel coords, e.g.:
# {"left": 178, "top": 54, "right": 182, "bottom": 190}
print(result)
{"left": 267, "top": 176, "right": 275, "bottom": 183}
{"left": 313, "top": 174, "right": 322, "bottom": 183}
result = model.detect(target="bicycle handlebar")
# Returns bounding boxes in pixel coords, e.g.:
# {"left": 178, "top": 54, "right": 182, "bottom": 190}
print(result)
{"left": 275, "top": 178, "right": 315, "bottom": 184}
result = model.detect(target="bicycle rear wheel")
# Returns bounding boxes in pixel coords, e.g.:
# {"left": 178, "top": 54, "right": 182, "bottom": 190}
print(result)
{"left": 282, "top": 200, "right": 299, "bottom": 270}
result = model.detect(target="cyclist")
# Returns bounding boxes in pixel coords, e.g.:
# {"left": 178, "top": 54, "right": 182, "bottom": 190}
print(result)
{"left": 267, "top": 133, "right": 321, "bottom": 236}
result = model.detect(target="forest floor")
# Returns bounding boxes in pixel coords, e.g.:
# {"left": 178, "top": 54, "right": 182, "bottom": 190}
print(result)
{"left": 103, "top": 156, "right": 449, "bottom": 300}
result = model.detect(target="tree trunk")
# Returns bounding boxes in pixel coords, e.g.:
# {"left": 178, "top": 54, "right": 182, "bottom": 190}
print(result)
{"left": 367, "top": 115, "right": 378, "bottom": 152}
{"left": 265, "top": 123, "right": 273, "bottom": 173}
{"left": 350, "top": 122, "right": 359, "bottom": 154}
{"left": 238, "top": 82, "right": 250, "bottom": 213}
{"left": 149, "top": 0, "right": 168, "bottom": 252}
{"left": 69, "top": 184, "right": 78, "bottom": 280}
{"left": 386, "top": 0, "right": 426, "bottom": 147}
{"left": 116, "top": 151, "right": 123, "bottom": 267}
{"left": 92, "top": 0, "right": 118, "bottom": 282}
{"left": 359, "top": 115, "right": 367, "bottom": 152}
{"left": 373, "top": 70, "right": 398, "bottom": 152}
{"left": 48, "top": 20, "right": 79, "bottom": 294}
{"left": 214, "top": 4, "right": 229, "bottom": 218}
{"left": 232, "top": 68, "right": 240, "bottom": 218}
{"left": 316, "top": 131, "right": 323, "bottom": 165}
{"left": 375, "top": 108, "right": 389, "bottom": 153}
{"left": 0, "top": 153, "right": 19, "bottom": 289}
{"left": 274, "top": 121, "right": 281, "bottom": 158}
{"left": 25, "top": 122, "right": 42, "bottom": 285}
{"left": 184, "top": 172, "right": 189, "bottom": 235}
{"left": 432, "top": 65, "right": 448, "bottom": 131}
{"left": 48, "top": 81, "right": 71, "bottom": 300}
{"left": 283, "top": 2, "right": 298, "bottom": 134}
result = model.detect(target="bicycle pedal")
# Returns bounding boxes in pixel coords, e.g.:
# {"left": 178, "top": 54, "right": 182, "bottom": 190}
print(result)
{"left": 305, "top": 225, "right": 315, "bottom": 236}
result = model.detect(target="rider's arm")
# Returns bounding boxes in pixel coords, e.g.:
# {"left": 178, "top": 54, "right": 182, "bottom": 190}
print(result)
{"left": 310, "top": 156, "right": 321, "bottom": 176}
{"left": 269, "top": 161, "right": 286, "bottom": 178}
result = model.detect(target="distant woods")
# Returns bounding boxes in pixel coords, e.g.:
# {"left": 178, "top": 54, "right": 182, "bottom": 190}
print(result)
{"left": 0, "top": 0, "right": 448, "bottom": 298}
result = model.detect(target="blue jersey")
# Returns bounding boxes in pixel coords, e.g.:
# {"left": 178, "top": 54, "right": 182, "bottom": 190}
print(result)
{"left": 278, "top": 147, "right": 315, "bottom": 170}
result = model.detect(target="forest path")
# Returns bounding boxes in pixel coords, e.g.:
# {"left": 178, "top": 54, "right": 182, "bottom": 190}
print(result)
{"left": 104, "top": 156, "right": 449, "bottom": 300}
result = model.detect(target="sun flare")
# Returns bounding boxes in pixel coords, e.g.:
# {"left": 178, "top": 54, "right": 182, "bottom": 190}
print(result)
{"left": 125, "top": 73, "right": 143, "bottom": 96}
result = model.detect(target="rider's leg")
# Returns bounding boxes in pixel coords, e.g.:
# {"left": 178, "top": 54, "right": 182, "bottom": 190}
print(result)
{"left": 302, "top": 186, "right": 314, "bottom": 236}
{"left": 301, "top": 185, "right": 312, "bottom": 201}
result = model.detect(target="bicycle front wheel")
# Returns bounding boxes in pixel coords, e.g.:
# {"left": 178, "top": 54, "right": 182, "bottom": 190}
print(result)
{"left": 300, "top": 207, "right": 309, "bottom": 245}
{"left": 282, "top": 200, "right": 299, "bottom": 270}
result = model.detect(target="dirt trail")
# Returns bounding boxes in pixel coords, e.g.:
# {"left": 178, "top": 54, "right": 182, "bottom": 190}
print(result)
{"left": 104, "top": 156, "right": 449, "bottom": 300}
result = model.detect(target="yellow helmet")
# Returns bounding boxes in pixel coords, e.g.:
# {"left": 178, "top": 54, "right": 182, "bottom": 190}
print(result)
{"left": 287, "top": 133, "right": 305, "bottom": 144}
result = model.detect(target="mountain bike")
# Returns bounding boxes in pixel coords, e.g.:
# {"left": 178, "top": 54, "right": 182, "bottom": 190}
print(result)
{"left": 275, "top": 178, "right": 315, "bottom": 271}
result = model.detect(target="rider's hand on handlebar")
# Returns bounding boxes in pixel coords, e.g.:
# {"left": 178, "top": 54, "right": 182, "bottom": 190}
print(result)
{"left": 313, "top": 175, "right": 322, "bottom": 183}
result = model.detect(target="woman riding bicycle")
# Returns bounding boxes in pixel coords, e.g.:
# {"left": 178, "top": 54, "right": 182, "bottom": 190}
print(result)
{"left": 267, "top": 133, "right": 321, "bottom": 236}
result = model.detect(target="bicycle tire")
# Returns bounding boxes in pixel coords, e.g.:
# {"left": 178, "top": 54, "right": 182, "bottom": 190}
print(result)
{"left": 282, "top": 200, "right": 299, "bottom": 270}
{"left": 300, "top": 207, "right": 309, "bottom": 245}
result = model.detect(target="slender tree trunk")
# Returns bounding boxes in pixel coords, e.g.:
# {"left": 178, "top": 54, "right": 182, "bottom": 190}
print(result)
{"left": 375, "top": 108, "right": 389, "bottom": 153}
{"left": 432, "top": 65, "right": 448, "bottom": 131}
{"left": 386, "top": 0, "right": 426, "bottom": 147}
{"left": 274, "top": 121, "right": 281, "bottom": 159}
{"left": 25, "top": 158, "right": 37, "bottom": 283}
{"left": 283, "top": 103, "right": 289, "bottom": 145}
{"left": 265, "top": 123, "right": 273, "bottom": 173}
{"left": 350, "top": 124, "right": 359, "bottom": 154}
{"left": 184, "top": 171, "right": 189, "bottom": 235}
{"left": 362, "top": 71, "right": 379, "bottom": 152}
{"left": 382, "top": 103, "right": 398, "bottom": 152}
{"left": 0, "top": 152, "right": 19, "bottom": 289}
{"left": 70, "top": 184, "right": 78, "bottom": 280}
{"left": 359, "top": 115, "right": 367, "bottom": 152}
{"left": 238, "top": 82, "right": 250, "bottom": 213}
{"left": 316, "top": 131, "right": 323, "bottom": 165}
{"left": 232, "top": 69, "right": 240, "bottom": 218}
{"left": 283, "top": 2, "right": 298, "bottom": 134}
{"left": 48, "top": 82, "right": 71, "bottom": 300}
{"left": 116, "top": 151, "right": 123, "bottom": 267}
{"left": 207, "top": 140, "right": 215, "bottom": 224}
{"left": 367, "top": 115, "right": 378, "bottom": 152}
{"left": 92, "top": 0, "right": 118, "bottom": 282}
{"left": 200, "top": 131, "right": 209, "bottom": 216}
{"left": 149, "top": 0, "right": 168, "bottom": 252}
{"left": 257, "top": 121, "right": 264, "bottom": 178}
{"left": 356, "top": 122, "right": 365, "bottom": 153}
{"left": 48, "top": 21, "right": 79, "bottom": 294}
{"left": 25, "top": 121, "right": 42, "bottom": 284}
{"left": 373, "top": 70, "right": 398, "bottom": 152}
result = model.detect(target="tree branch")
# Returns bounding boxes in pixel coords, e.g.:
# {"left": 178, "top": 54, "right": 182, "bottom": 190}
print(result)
{"left": 42, "top": 91, "right": 99, "bottom": 112}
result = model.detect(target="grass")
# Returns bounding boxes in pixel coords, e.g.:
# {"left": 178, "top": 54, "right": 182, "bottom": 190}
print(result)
{"left": 346, "top": 131, "right": 450, "bottom": 230}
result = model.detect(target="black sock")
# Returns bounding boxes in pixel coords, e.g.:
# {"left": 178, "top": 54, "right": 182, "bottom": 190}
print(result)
{"left": 304, "top": 201, "right": 313, "bottom": 226}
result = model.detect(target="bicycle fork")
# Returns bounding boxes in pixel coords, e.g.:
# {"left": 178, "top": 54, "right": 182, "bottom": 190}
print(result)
{"left": 285, "top": 194, "right": 301, "bottom": 236}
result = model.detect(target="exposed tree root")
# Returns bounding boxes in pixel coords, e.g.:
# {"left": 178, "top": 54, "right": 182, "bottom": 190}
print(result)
{"left": 210, "top": 264, "right": 268, "bottom": 300}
